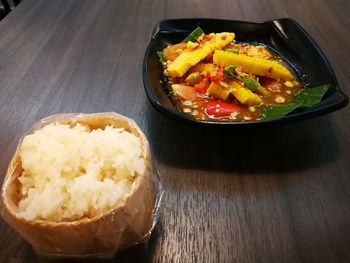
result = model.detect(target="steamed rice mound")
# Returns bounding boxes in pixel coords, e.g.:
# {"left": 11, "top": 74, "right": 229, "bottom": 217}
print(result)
{"left": 17, "top": 123, "right": 145, "bottom": 222}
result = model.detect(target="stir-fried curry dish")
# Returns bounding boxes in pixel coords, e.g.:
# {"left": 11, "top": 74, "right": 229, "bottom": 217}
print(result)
{"left": 157, "top": 27, "right": 328, "bottom": 122}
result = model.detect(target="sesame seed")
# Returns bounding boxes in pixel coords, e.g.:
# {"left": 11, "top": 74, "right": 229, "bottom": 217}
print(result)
{"left": 275, "top": 96, "right": 285, "bottom": 103}
{"left": 230, "top": 112, "right": 239, "bottom": 119}
{"left": 284, "top": 81, "right": 294, "bottom": 87}
{"left": 182, "top": 101, "right": 192, "bottom": 106}
{"left": 248, "top": 106, "right": 256, "bottom": 112}
{"left": 183, "top": 108, "right": 191, "bottom": 113}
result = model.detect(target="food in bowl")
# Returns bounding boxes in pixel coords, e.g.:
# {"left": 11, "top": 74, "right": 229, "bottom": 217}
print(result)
{"left": 1, "top": 113, "right": 157, "bottom": 258}
{"left": 157, "top": 27, "right": 328, "bottom": 122}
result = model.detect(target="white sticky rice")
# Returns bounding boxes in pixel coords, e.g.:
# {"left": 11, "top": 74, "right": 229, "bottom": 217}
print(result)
{"left": 17, "top": 123, "right": 145, "bottom": 222}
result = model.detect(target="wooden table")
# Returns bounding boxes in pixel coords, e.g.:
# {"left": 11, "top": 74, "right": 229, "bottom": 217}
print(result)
{"left": 0, "top": 0, "right": 349, "bottom": 262}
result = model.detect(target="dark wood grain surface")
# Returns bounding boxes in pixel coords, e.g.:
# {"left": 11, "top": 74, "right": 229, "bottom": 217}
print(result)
{"left": 0, "top": 0, "right": 349, "bottom": 262}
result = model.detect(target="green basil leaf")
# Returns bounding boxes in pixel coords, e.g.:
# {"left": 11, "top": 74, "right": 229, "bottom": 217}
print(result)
{"left": 292, "top": 84, "right": 329, "bottom": 107}
{"left": 224, "top": 65, "right": 238, "bottom": 77}
{"left": 182, "top": 27, "right": 205, "bottom": 43}
{"left": 224, "top": 66, "right": 261, "bottom": 91}
{"left": 260, "top": 85, "right": 329, "bottom": 120}
{"left": 239, "top": 76, "right": 260, "bottom": 91}
{"left": 157, "top": 51, "right": 167, "bottom": 63}
{"left": 260, "top": 104, "right": 299, "bottom": 120}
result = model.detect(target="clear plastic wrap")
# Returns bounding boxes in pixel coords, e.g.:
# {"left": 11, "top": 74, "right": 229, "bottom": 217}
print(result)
{"left": 1, "top": 112, "right": 162, "bottom": 259}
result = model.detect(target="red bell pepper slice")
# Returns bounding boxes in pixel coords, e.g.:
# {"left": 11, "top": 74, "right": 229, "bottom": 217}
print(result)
{"left": 194, "top": 78, "right": 210, "bottom": 94}
{"left": 205, "top": 100, "right": 242, "bottom": 117}
{"left": 210, "top": 66, "right": 224, "bottom": 83}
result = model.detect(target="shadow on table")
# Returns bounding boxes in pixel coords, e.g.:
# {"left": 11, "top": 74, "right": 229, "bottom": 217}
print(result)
{"left": 17, "top": 226, "right": 161, "bottom": 263}
{"left": 147, "top": 107, "right": 340, "bottom": 174}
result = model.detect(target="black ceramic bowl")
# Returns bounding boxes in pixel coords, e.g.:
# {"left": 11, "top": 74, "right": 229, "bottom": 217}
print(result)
{"left": 143, "top": 18, "right": 348, "bottom": 125}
